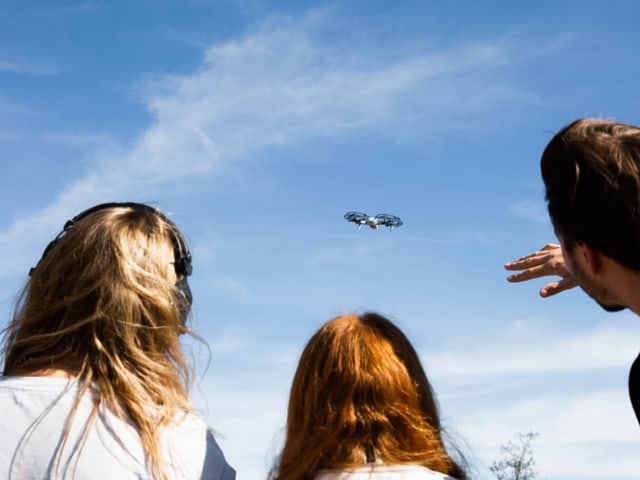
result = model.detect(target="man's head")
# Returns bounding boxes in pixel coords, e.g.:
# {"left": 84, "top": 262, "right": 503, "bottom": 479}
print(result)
{"left": 542, "top": 118, "right": 640, "bottom": 310}
{"left": 543, "top": 118, "right": 640, "bottom": 268}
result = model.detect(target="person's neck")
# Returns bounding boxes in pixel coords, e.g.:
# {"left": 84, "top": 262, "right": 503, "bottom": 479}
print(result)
{"left": 24, "top": 367, "right": 77, "bottom": 378}
{"left": 14, "top": 359, "right": 81, "bottom": 379}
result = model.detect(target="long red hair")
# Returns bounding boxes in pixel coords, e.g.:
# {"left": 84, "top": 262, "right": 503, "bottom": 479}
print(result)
{"left": 270, "top": 312, "right": 467, "bottom": 480}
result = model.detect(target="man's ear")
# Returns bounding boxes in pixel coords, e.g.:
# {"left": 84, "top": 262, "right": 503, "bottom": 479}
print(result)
{"left": 579, "top": 242, "right": 603, "bottom": 274}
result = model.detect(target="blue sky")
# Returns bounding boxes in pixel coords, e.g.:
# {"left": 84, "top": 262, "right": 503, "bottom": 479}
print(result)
{"left": 2, "top": 1, "right": 640, "bottom": 478}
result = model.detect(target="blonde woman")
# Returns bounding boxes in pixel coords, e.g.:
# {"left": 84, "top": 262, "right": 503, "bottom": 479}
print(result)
{"left": 270, "top": 312, "right": 467, "bottom": 480}
{"left": 0, "top": 202, "right": 235, "bottom": 480}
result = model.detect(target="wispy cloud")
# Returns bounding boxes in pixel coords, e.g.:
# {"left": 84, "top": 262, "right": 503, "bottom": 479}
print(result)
{"left": 0, "top": 98, "right": 36, "bottom": 115}
{"left": 206, "top": 277, "right": 250, "bottom": 300}
{"left": 0, "top": 12, "right": 564, "bottom": 276}
{"left": 427, "top": 316, "right": 640, "bottom": 377}
{"left": 190, "top": 315, "right": 640, "bottom": 480}
{"left": 433, "top": 315, "right": 640, "bottom": 478}
{"left": 461, "top": 388, "right": 638, "bottom": 445}
{"left": 142, "top": 25, "right": 518, "bottom": 156}
{"left": 0, "top": 131, "right": 24, "bottom": 143}
{"left": 509, "top": 199, "right": 548, "bottom": 223}
{"left": 459, "top": 389, "right": 640, "bottom": 479}
{"left": 45, "top": 2, "right": 101, "bottom": 15}
{"left": 0, "top": 59, "right": 60, "bottom": 77}
{"left": 39, "top": 131, "right": 115, "bottom": 148}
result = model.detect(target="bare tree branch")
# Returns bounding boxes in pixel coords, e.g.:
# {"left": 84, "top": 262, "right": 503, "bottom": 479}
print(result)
{"left": 489, "top": 431, "right": 538, "bottom": 480}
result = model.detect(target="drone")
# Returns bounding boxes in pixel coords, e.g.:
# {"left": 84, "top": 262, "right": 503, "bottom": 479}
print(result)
{"left": 344, "top": 212, "right": 403, "bottom": 230}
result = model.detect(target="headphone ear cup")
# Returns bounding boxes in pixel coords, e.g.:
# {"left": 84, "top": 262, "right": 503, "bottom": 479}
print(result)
{"left": 175, "top": 256, "right": 192, "bottom": 277}
{"left": 175, "top": 276, "right": 193, "bottom": 326}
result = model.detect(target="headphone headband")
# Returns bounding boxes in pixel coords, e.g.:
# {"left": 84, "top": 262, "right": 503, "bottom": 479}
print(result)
{"left": 30, "top": 202, "right": 193, "bottom": 324}
{"left": 72, "top": 202, "right": 192, "bottom": 275}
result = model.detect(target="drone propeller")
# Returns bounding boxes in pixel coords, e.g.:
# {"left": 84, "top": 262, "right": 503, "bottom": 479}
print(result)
{"left": 344, "top": 211, "right": 369, "bottom": 224}
{"left": 375, "top": 214, "right": 403, "bottom": 229}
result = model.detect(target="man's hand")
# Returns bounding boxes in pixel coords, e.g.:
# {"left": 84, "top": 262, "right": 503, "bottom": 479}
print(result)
{"left": 504, "top": 243, "right": 578, "bottom": 297}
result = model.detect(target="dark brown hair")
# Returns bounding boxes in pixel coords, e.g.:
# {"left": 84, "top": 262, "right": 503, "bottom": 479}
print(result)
{"left": 542, "top": 118, "right": 640, "bottom": 269}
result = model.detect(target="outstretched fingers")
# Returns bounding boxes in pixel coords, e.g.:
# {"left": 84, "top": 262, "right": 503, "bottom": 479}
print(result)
{"left": 505, "top": 244, "right": 564, "bottom": 279}
{"left": 504, "top": 243, "right": 577, "bottom": 296}
{"left": 539, "top": 276, "right": 579, "bottom": 298}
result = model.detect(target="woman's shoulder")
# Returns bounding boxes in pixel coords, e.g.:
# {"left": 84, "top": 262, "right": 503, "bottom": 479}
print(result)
{"left": 0, "top": 374, "right": 78, "bottom": 390}
{"left": 314, "top": 464, "right": 458, "bottom": 480}
{"left": 162, "top": 411, "right": 236, "bottom": 480}
{"left": 0, "top": 375, "right": 86, "bottom": 410}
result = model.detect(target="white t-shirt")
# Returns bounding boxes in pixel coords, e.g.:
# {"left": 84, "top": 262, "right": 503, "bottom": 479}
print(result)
{"left": 0, "top": 376, "right": 235, "bottom": 480}
{"left": 314, "top": 464, "right": 458, "bottom": 480}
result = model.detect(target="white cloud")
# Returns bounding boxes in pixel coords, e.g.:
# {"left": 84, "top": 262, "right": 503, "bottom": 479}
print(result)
{"left": 1, "top": 7, "right": 636, "bottom": 479}
{"left": 427, "top": 317, "right": 640, "bottom": 377}
{"left": 44, "top": 2, "right": 101, "bottom": 15}
{"left": 424, "top": 316, "right": 640, "bottom": 477}
{"left": 207, "top": 278, "right": 250, "bottom": 299}
{"left": 39, "top": 131, "right": 115, "bottom": 148}
{"left": 0, "top": 60, "right": 59, "bottom": 76}
{"left": 459, "top": 389, "right": 640, "bottom": 479}
{"left": 509, "top": 199, "right": 548, "bottom": 223}
{"left": 187, "top": 334, "right": 301, "bottom": 479}
{"left": 461, "top": 389, "right": 637, "bottom": 446}
{"left": 184, "top": 315, "right": 640, "bottom": 480}
{"left": 142, "top": 22, "right": 520, "bottom": 156}
{"left": 0, "top": 131, "right": 23, "bottom": 143}
{"left": 196, "top": 382, "right": 288, "bottom": 480}
{"left": 0, "top": 98, "right": 35, "bottom": 115}
{"left": 0, "top": 14, "right": 546, "bottom": 277}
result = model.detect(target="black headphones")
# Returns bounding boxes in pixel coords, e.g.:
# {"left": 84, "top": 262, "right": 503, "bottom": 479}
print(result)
{"left": 30, "top": 202, "right": 193, "bottom": 324}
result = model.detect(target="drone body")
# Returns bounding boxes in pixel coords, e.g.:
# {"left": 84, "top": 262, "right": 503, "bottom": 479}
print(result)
{"left": 344, "top": 211, "right": 403, "bottom": 230}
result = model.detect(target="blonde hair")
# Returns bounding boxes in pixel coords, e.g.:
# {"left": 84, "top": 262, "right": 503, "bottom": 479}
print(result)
{"left": 2, "top": 204, "right": 194, "bottom": 479}
{"left": 271, "top": 312, "right": 467, "bottom": 480}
